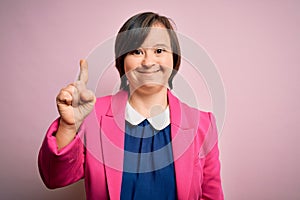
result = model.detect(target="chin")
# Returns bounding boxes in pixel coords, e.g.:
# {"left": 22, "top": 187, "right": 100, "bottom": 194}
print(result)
{"left": 130, "top": 82, "right": 169, "bottom": 94}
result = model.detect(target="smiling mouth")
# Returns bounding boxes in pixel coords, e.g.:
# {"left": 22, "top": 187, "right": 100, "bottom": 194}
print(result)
{"left": 136, "top": 69, "right": 161, "bottom": 74}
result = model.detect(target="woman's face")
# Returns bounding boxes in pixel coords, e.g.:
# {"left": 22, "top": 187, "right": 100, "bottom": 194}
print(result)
{"left": 124, "top": 23, "right": 173, "bottom": 93}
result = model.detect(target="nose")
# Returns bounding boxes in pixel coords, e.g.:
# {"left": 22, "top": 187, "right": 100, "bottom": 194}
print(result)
{"left": 141, "top": 51, "right": 156, "bottom": 68}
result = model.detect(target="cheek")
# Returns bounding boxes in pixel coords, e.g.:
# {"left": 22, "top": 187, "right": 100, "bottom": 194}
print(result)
{"left": 162, "top": 54, "right": 173, "bottom": 69}
{"left": 124, "top": 56, "right": 136, "bottom": 73}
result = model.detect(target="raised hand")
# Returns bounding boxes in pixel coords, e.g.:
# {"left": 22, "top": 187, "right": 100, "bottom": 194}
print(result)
{"left": 55, "top": 59, "right": 96, "bottom": 149}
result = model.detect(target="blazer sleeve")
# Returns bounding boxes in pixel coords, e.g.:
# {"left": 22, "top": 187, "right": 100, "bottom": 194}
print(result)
{"left": 38, "top": 118, "right": 85, "bottom": 189}
{"left": 200, "top": 112, "right": 224, "bottom": 200}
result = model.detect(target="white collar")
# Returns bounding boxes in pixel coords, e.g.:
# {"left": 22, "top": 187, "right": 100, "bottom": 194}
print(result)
{"left": 125, "top": 101, "right": 170, "bottom": 130}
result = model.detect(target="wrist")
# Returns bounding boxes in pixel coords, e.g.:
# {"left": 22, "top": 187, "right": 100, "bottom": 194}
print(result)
{"left": 58, "top": 117, "right": 83, "bottom": 133}
{"left": 56, "top": 118, "right": 80, "bottom": 150}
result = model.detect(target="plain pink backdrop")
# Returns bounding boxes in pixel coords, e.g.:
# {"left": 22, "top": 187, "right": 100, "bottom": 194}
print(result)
{"left": 1, "top": 0, "right": 299, "bottom": 199}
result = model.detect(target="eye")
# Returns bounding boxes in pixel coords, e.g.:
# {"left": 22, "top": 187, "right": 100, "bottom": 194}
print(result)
{"left": 155, "top": 48, "right": 166, "bottom": 54}
{"left": 131, "top": 49, "right": 143, "bottom": 55}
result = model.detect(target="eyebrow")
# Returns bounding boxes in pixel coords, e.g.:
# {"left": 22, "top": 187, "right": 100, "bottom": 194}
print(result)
{"left": 141, "top": 43, "right": 171, "bottom": 49}
{"left": 153, "top": 43, "right": 171, "bottom": 48}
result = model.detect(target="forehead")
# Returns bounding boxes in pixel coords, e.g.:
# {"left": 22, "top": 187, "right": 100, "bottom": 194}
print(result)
{"left": 141, "top": 23, "right": 171, "bottom": 48}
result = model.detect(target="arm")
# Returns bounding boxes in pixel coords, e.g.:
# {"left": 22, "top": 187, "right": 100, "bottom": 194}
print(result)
{"left": 201, "top": 113, "right": 224, "bottom": 200}
{"left": 201, "top": 142, "right": 224, "bottom": 199}
{"left": 38, "top": 59, "right": 95, "bottom": 189}
{"left": 38, "top": 119, "right": 85, "bottom": 189}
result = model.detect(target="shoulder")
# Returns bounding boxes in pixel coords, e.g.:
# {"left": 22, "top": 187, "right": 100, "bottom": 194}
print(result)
{"left": 169, "top": 91, "right": 214, "bottom": 128}
{"left": 94, "top": 95, "right": 112, "bottom": 114}
{"left": 94, "top": 90, "right": 128, "bottom": 115}
{"left": 182, "top": 101, "right": 214, "bottom": 129}
{"left": 95, "top": 95, "right": 112, "bottom": 106}
{"left": 168, "top": 91, "right": 218, "bottom": 156}
{"left": 174, "top": 96, "right": 218, "bottom": 157}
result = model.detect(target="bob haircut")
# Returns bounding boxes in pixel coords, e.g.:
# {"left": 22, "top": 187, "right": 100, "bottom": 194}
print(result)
{"left": 115, "top": 12, "right": 181, "bottom": 90}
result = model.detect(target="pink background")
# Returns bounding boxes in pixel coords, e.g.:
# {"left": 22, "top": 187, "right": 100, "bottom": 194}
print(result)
{"left": 1, "top": 0, "right": 299, "bottom": 199}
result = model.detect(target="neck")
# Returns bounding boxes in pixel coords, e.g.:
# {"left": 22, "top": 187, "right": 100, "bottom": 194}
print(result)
{"left": 128, "top": 86, "right": 168, "bottom": 118}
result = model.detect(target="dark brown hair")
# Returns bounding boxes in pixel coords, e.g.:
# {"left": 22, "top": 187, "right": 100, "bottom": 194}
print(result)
{"left": 115, "top": 12, "right": 181, "bottom": 89}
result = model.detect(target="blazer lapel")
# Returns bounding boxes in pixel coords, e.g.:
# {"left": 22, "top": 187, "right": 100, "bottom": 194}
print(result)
{"left": 100, "top": 91, "right": 128, "bottom": 200}
{"left": 168, "top": 90, "right": 196, "bottom": 200}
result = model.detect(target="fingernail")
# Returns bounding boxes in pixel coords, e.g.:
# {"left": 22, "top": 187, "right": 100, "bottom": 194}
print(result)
{"left": 80, "top": 59, "right": 84, "bottom": 65}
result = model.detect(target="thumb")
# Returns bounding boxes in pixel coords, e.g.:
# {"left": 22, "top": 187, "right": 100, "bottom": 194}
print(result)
{"left": 80, "top": 89, "right": 95, "bottom": 103}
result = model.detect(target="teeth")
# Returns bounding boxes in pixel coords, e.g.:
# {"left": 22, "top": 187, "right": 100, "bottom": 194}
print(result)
{"left": 138, "top": 70, "right": 160, "bottom": 73}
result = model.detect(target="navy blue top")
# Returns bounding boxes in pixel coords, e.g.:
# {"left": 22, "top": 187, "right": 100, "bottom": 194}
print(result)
{"left": 120, "top": 119, "right": 177, "bottom": 200}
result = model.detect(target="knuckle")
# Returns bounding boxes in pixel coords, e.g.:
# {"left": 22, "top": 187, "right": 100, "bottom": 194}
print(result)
{"left": 60, "top": 90, "right": 68, "bottom": 96}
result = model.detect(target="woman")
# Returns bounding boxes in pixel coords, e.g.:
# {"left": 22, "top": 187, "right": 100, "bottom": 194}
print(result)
{"left": 38, "top": 12, "right": 224, "bottom": 200}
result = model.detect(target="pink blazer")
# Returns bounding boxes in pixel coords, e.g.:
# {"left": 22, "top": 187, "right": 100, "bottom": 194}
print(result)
{"left": 38, "top": 90, "right": 224, "bottom": 200}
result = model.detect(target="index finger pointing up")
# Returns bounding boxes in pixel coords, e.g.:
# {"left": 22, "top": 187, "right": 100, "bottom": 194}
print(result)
{"left": 79, "top": 59, "right": 88, "bottom": 84}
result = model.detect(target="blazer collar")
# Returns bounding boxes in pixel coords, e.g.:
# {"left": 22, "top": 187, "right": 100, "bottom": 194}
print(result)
{"left": 125, "top": 101, "right": 170, "bottom": 130}
{"left": 105, "top": 89, "right": 182, "bottom": 129}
